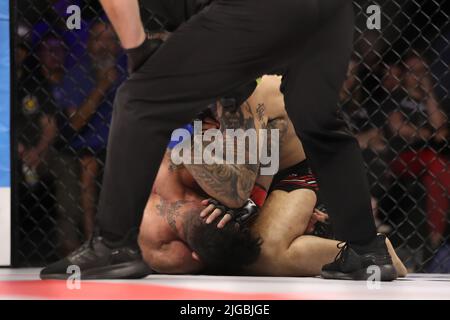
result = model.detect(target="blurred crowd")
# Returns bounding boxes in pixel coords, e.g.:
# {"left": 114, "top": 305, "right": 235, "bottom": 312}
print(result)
{"left": 16, "top": 0, "right": 126, "bottom": 261}
{"left": 14, "top": 0, "right": 450, "bottom": 272}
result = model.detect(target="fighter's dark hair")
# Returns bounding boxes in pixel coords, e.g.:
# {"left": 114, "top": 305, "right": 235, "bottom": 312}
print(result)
{"left": 186, "top": 215, "right": 262, "bottom": 275}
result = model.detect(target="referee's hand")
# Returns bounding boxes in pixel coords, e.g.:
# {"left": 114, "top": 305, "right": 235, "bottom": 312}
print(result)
{"left": 126, "top": 30, "right": 171, "bottom": 74}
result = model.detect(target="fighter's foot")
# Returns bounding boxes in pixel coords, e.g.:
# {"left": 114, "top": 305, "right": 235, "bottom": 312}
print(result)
{"left": 321, "top": 234, "right": 397, "bottom": 281}
{"left": 384, "top": 236, "right": 408, "bottom": 277}
{"left": 40, "top": 236, "right": 153, "bottom": 280}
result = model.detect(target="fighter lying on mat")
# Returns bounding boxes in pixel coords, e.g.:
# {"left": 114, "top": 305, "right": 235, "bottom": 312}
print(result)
{"left": 138, "top": 75, "right": 407, "bottom": 277}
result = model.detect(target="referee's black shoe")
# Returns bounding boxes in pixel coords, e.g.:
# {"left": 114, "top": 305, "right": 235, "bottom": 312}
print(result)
{"left": 39, "top": 236, "right": 153, "bottom": 280}
{"left": 321, "top": 234, "right": 398, "bottom": 281}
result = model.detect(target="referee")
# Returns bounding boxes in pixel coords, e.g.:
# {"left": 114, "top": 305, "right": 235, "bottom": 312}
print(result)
{"left": 41, "top": 0, "right": 397, "bottom": 281}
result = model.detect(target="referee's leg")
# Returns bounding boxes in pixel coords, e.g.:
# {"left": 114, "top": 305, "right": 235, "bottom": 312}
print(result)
{"left": 282, "top": 2, "right": 396, "bottom": 280}
{"left": 281, "top": 1, "right": 378, "bottom": 244}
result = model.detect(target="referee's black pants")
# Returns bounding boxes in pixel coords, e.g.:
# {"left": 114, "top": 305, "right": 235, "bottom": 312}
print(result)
{"left": 97, "top": 0, "right": 377, "bottom": 244}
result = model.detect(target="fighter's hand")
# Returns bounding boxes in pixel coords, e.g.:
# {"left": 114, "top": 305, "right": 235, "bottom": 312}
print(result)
{"left": 200, "top": 198, "right": 259, "bottom": 229}
{"left": 306, "top": 208, "right": 329, "bottom": 234}
{"left": 200, "top": 199, "right": 233, "bottom": 228}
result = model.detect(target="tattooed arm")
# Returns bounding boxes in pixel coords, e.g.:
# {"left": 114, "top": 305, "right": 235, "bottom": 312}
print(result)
{"left": 184, "top": 102, "right": 263, "bottom": 208}
{"left": 183, "top": 95, "right": 290, "bottom": 208}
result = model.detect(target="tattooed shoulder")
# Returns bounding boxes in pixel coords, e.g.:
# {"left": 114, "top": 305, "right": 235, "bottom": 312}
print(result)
{"left": 155, "top": 199, "right": 189, "bottom": 234}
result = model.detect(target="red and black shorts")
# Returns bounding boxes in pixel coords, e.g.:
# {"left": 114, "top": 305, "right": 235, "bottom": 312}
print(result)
{"left": 269, "top": 160, "right": 319, "bottom": 194}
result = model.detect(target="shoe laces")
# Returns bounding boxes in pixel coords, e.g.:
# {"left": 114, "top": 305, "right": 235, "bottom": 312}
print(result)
{"left": 70, "top": 236, "right": 96, "bottom": 257}
{"left": 333, "top": 242, "right": 349, "bottom": 263}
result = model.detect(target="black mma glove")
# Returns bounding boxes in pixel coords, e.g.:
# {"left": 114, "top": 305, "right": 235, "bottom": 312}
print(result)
{"left": 312, "top": 203, "right": 334, "bottom": 239}
{"left": 207, "top": 198, "right": 260, "bottom": 227}
{"left": 126, "top": 31, "right": 170, "bottom": 74}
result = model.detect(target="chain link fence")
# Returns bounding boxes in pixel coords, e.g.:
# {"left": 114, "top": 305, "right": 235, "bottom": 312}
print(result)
{"left": 11, "top": 0, "right": 450, "bottom": 273}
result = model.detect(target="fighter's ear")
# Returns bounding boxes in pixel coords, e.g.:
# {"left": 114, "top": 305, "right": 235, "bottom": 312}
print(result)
{"left": 192, "top": 252, "right": 201, "bottom": 262}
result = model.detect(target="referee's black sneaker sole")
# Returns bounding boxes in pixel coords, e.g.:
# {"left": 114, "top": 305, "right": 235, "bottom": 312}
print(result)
{"left": 40, "top": 260, "right": 152, "bottom": 280}
{"left": 321, "top": 264, "right": 397, "bottom": 281}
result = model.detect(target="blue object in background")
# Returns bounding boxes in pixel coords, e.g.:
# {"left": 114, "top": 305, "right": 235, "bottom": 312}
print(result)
{"left": 0, "top": 1, "right": 10, "bottom": 188}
